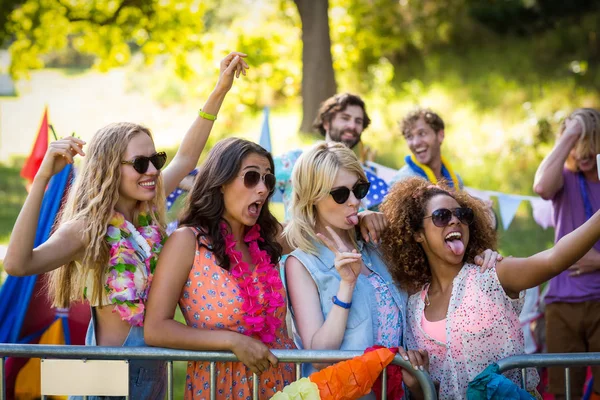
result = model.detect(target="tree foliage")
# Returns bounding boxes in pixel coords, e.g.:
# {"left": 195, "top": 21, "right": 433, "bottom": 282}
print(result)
{"left": 4, "top": 0, "right": 212, "bottom": 78}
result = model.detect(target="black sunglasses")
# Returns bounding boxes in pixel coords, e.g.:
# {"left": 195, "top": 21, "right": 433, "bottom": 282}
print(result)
{"left": 121, "top": 152, "right": 167, "bottom": 174}
{"left": 423, "top": 207, "right": 474, "bottom": 227}
{"left": 330, "top": 181, "right": 371, "bottom": 204}
{"left": 241, "top": 171, "right": 276, "bottom": 192}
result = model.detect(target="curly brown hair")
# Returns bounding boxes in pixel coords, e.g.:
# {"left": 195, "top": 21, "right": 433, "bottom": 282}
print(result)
{"left": 400, "top": 108, "right": 444, "bottom": 136}
{"left": 380, "top": 177, "right": 497, "bottom": 292}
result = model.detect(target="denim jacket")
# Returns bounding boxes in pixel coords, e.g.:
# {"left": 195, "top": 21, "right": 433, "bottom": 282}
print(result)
{"left": 284, "top": 238, "right": 408, "bottom": 377}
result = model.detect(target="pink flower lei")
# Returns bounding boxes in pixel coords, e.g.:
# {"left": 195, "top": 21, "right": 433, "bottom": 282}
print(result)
{"left": 103, "top": 211, "right": 165, "bottom": 326}
{"left": 220, "top": 222, "right": 285, "bottom": 344}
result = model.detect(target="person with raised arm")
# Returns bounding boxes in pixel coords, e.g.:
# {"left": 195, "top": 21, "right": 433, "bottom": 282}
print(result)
{"left": 3, "top": 51, "right": 249, "bottom": 400}
{"left": 381, "top": 176, "right": 600, "bottom": 398}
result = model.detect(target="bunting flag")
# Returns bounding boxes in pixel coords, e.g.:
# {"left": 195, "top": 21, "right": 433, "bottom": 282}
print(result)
{"left": 496, "top": 194, "right": 525, "bottom": 231}
{"left": 20, "top": 107, "right": 49, "bottom": 183}
{"left": 367, "top": 161, "right": 554, "bottom": 232}
{"left": 258, "top": 106, "right": 282, "bottom": 203}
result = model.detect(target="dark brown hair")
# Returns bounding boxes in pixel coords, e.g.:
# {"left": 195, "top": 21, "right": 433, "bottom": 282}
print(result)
{"left": 313, "top": 93, "right": 371, "bottom": 136}
{"left": 380, "top": 177, "right": 496, "bottom": 292}
{"left": 179, "top": 137, "right": 282, "bottom": 269}
{"left": 400, "top": 108, "right": 445, "bottom": 136}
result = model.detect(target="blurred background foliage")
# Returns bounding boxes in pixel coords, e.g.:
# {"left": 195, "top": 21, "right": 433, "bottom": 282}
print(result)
{"left": 1, "top": 0, "right": 598, "bottom": 238}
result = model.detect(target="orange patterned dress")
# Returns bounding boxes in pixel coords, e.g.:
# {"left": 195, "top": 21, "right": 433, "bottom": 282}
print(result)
{"left": 179, "top": 228, "right": 296, "bottom": 399}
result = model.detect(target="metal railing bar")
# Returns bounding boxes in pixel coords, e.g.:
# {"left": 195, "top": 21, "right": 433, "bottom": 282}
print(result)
{"left": 210, "top": 361, "right": 216, "bottom": 400}
{"left": 0, "top": 344, "right": 438, "bottom": 399}
{"left": 252, "top": 373, "right": 259, "bottom": 399}
{"left": 565, "top": 367, "right": 571, "bottom": 400}
{"left": 497, "top": 352, "right": 600, "bottom": 371}
{"left": 381, "top": 366, "right": 388, "bottom": 400}
{"left": 167, "top": 360, "right": 173, "bottom": 400}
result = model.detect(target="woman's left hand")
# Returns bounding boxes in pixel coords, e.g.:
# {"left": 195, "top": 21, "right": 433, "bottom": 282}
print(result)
{"left": 357, "top": 210, "right": 388, "bottom": 244}
{"left": 398, "top": 347, "right": 429, "bottom": 393}
{"left": 474, "top": 248, "right": 503, "bottom": 272}
{"left": 214, "top": 51, "right": 249, "bottom": 94}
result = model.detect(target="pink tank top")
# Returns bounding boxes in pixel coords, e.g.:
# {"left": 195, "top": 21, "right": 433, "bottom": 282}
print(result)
{"left": 420, "top": 290, "right": 447, "bottom": 344}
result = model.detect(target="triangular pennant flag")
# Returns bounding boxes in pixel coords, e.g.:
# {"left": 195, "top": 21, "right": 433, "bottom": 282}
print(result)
{"left": 259, "top": 106, "right": 283, "bottom": 203}
{"left": 259, "top": 106, "right": 272, "bottom": 152}
{"left": 497, "top": 194, "right": 522, "bottom": 231}
{"left": 465, "top": 187, "right": 491, "bottom": 202}
{"left": 21, "top": 107, "right": 49, "bottom": 183}
{"left": 530, "top": 198, "right": 554, "bottom": 230}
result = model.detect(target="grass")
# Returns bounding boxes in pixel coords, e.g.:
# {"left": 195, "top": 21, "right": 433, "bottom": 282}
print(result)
{"left": 0, "top": 163, "right": 27, "bottom": 244}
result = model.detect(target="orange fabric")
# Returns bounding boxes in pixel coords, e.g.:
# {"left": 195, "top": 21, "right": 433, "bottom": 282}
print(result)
{"left": 179, "top": 229, "right": 296, "bottom": 399}
{"left": 309, "top": 347, "right": 395, "bottom": 400}
{"left": 15, "top": 318, "right": 66, "bottom": 399}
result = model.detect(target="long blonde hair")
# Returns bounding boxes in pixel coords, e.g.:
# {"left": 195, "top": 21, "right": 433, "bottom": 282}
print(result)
{"left": 561, "top": 108, "right": 600, "bottom": 172}
{"left": 48, "top": 122, "right": 167, "bottom": 308}
{"left": 284, "top": 142, "right": 367, "bottom": 255}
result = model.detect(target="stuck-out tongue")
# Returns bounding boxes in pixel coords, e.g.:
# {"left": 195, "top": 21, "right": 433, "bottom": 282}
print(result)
{"left": 446, "top": 239, "right": 465, "bottom": 256}
{"left": 248, "top": 203, "right": 259, "bottom": 216}
{"left": 346, "top": 214, "right": 359, "bottom": 226}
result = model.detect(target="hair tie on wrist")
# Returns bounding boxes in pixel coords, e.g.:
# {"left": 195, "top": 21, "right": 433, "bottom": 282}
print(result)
{"left": 199, "top": 109, "right": 217, "bottom": 121}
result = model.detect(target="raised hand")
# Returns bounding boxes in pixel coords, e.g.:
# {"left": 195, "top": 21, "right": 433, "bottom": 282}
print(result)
{"left": 36, "top": 136, "right": 86, "bottom": 180}
{"left": 214, "top": 51, "right": 249, "bottom": 94}
{"left": 358, "top": 210, "right": 388, "bottom": 244}
{"left": 317, "top": 226, "right": 362, "bottom": 284}
{"left": 230, "top": 334, "right": 278, "bottom": 375}
{"left": 564, "top": 115, "right": 585, "bottom": 139}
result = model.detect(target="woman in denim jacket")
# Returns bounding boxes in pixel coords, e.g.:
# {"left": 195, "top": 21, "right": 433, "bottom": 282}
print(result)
{"left": 283, "top": 142, "right": 428, "bottom": 397}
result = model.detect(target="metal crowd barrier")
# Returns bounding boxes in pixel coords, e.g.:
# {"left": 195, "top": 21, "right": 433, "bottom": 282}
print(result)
{"left": 497, "top": 352, "right": 600, "bottom": 400}
{"left": 0, "top": 344, "right": 438, "bottom": 399}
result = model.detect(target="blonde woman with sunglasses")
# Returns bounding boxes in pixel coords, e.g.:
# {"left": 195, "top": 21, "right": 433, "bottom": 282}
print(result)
{"left": 4, "top": 52, "right": 248, "bottom": 400}
{"left": 283, "top": 142, "right": 429, "bottom": 398}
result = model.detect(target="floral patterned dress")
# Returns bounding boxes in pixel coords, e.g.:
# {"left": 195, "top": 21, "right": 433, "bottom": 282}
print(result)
{"left": 179, "top": 228, "right": 296, "bottom": 399}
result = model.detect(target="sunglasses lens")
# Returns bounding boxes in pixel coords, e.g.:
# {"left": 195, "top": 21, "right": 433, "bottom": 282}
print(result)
{"left": 133, "top": 157, "right": 150, "bottom": 174}
{"left": 431, "top": 209, "right": 452, "bottom": 227}
{"left": 353, "top": 182, "right": 370, "bottom": 200}
{"left": 330, "top": 188, "right": 350, "bottom": 204}
{"left": 264, "top": 174, "right": 276, "bottom": 192}
{"left": 457, "top": 208, "right": 474, "bottom": 225}
{"left": 151, "top": 152, "right": 167, "bottom": 171}
{"left": 243, "top": 171, "right": 261, "bottom": 188}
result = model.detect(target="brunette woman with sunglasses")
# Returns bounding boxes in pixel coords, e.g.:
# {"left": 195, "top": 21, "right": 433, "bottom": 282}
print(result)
{"left": 4, "top": 52, "right": 248, "bottom": 400}
{"left": 144, "top": 138, "right": 295, "bottom": 398}
{"left": 283, "top": 142, "right": 431, "bottom": 398}
{"left": 380, "top": 177, "right": 600, "bottom": 399}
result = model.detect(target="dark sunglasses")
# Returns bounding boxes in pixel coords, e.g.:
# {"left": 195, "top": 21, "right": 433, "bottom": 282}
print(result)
{"left": 241, "top": 170, "right": 276, "bottom": 192}
{"left": 330, "top": 181, "right": 371, "bottom": 204}
{"left": 121, "top": 152, "right": 167, "bottom": 174}
{"left": 423, "top": 207, "right": 474, "bottom": 227}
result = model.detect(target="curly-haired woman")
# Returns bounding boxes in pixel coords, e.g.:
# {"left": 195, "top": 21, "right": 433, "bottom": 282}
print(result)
{"left": 144, "top": 138, "right": 295, "bottom": 399}
{"left": 4, "top": 52, "right": 248, "bottom": 399}
{"left": 380, "top": 177, "right": 600, "bottom": 399}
